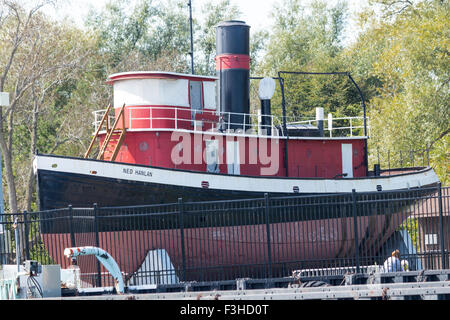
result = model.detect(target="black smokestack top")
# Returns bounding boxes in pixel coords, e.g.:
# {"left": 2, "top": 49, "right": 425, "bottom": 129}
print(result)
{"left": 215, "top": 20, "right": 250, "bottom": 131}
{"left": 216, "top": 20, "right": 250, "bottom": 54}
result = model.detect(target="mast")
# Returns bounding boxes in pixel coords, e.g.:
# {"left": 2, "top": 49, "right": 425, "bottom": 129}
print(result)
{"left": 188, "top": 0, "right": 195, "bottom": 74}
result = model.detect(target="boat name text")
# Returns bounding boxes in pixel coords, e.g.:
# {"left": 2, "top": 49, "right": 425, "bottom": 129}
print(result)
{"left": 123, "top": 168, "right": 152, "bottom": 177}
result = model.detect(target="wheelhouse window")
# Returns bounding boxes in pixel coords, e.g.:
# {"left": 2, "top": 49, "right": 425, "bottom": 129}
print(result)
{"left": 113, "top": 78, "right": 189, "bottom": 107}
{"left": 203, "top": 81, "right": 217, "bottom": 110}
{"left": 190, "top": 81, "right": 203, "bottom": 121}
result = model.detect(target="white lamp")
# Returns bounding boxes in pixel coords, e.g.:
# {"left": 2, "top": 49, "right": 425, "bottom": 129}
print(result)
{"left": 258, "top": 77, "right": 276, "bottom": 100}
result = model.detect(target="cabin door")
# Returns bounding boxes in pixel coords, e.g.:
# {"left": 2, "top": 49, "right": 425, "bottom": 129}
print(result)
{"left": 226, "top": 141, "right": 240, "bottom": 175}
{"left": 341, "top": 143, "right": 353, "bottom": 178}
{"left": 190, "top": 81, "right": 203, "bottom": 123}
{"left": 205, "top": 139, "right": 219, "bottom": 173}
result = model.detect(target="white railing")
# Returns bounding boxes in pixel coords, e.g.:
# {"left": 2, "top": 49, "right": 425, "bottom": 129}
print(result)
{"left": 93, "top": 106, "right": 284, "bottom": 137}
{"left": 92, "top": 106, "right": 369, "bottom": 138}
{"left": 288, "top": 115, "right": 370, "bottom": 138}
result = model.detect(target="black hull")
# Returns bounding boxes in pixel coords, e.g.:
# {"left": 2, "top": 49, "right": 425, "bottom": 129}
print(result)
{"left": 37, "top": 169, "right": 286, "bottom": 210}
{"left": 37, "top": 168, "right": 437, "bottom": 235}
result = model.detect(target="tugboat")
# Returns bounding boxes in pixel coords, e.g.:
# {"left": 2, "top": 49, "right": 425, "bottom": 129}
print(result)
{"left": 34, "top": 21, "right": 440, "bottom": 281}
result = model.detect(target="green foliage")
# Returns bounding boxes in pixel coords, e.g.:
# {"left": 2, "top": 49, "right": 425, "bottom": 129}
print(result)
{"left": 195, "top": 0, "right": 241, "bottom": 75}
{"left": 257, "top": 0, "right": 363, "bottom": 121}
{"left": 86, "top": 0, "right": 156, "bottom": 67}
{"left": 347, "top": 0, "right": 449, "bottom": 183}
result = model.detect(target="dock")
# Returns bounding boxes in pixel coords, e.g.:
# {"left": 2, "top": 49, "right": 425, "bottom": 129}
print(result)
{"left": 48, "top": 269, "right": 450, "bottom": 300}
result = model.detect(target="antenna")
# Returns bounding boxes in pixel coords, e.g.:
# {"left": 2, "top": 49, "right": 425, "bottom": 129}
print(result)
{"left": 188, "top": 0, "right": 194, "bottom": 74}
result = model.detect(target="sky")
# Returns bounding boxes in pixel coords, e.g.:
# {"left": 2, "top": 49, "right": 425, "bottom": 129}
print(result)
{"left": 51, "top": 0, "right": 278, "bottom": 28}
{"left": 49, "top": 0, "right": 370, "bottom": 45}
{"left": 50, "top": 0, "right": 279, "bottom": 29}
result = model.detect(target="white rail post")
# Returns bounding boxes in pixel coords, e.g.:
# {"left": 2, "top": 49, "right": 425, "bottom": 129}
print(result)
{"left": 328, "top": 113, "right": 333, "bottom": 137}
{"left": 129, "top": 108, "right": 131, "bottom": 129}
{"left": 175, "top": 107, "right": 178, "bottom": 130}
{"left": 271, "top": 114, "right": 274, "bottom": 137}
{"left": 350, "top": 118, "right": 353, "bottom": 137}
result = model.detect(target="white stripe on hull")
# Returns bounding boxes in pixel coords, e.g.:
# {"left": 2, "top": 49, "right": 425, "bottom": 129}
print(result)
{"left": 34, "top": 155, "right": 440, "bottom": 194}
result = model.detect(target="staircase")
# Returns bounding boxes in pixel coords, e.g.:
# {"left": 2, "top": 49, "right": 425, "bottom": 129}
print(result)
{"left": 85, "top": 103, "right": 126, "bottom": 162}
{"left": 101, "top": 130, "right": 125, "bottom": 161}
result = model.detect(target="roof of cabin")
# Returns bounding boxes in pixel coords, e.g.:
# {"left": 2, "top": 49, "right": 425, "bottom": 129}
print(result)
{"left": 107, "top": 71, "right": 218, "bottom": 84}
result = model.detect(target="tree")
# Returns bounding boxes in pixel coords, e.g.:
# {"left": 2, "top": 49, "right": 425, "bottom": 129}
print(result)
{"left": 86, "top": 0, "right": 194, "bottom": 74}
{"left": 0, "top": 0, "right": 96, "bottom": 213}
{"left": 256, "top": 0, "right": 361, "bottom": 123}
{"left": 0, "top": 0, "right": 55, "bottom": 214}
{"left": 346, "top": 0, "right": 449, "bottom": 183}
{"left": 194, "top": 0, "right": 241, "bottom": 75}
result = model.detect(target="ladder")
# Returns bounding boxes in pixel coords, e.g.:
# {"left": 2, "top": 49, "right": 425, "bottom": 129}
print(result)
{"left": 84, "top": 103, "right": 126, "bottom": 161}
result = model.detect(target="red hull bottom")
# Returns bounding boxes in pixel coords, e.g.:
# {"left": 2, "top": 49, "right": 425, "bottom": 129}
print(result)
{"left": 43, "top": 213, "right": 402, "bottom": 284}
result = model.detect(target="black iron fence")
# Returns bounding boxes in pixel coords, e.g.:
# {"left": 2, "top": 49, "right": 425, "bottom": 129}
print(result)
{"left": 0, "top": 185, "right": 448, "bottom": 288}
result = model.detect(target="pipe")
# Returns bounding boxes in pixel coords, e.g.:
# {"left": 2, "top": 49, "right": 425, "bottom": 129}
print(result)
{"left": 258, "top": 77, "right": 276, "bottom": 136}
{"left": 347, "top": 73, "right": 369, "bottom": 177}
{"left": 316, "top": 107, "right": 324, "bottom": 137}
{"left": 260, "top": 99, "right": 272, "bottom": 136}
{"left": 277, "top": 74, "right": 289, "bottom": 177}
{"left": 64, "top": 246, "right": 125, "bottom": 294}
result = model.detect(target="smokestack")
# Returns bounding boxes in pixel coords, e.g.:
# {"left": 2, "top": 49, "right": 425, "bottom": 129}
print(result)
{"left": 215, "top": 21, "right": 250, "bottom": 131}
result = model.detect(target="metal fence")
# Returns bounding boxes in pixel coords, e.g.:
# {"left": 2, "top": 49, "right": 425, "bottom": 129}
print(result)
{"left": 0, "top": 185, "right": 448, "bottom": 288}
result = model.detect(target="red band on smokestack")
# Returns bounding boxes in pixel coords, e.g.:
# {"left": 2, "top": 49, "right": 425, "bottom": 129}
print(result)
{"left": 215, "top": 54, "right": 250, "bottom": 71}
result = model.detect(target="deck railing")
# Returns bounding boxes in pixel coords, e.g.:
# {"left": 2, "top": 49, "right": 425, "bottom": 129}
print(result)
{"left": 92, "top": 106, "right": 369, "bottom": 138}
{"left": 0, "top": 186, "right": 448, "bottom": 288}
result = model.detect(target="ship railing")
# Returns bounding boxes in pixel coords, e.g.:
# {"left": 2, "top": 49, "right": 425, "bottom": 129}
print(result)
{"left": 93, "top": 109, "right": 115, "bottom": 133}
{"left": 92, "top": 106, "right": 369, "bottom": 138}
{"left": 92, "top": 106, "right": 283, "bottom": 137}
{"left": 286, "top": 115, "right": 370, "bottom": 138}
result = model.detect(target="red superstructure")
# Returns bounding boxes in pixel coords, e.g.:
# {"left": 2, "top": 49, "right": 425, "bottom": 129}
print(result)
{"left": 92, "top": 71, "right": 367, "bottom": 180}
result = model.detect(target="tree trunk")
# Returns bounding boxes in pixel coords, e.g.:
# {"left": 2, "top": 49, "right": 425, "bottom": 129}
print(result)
{"left": 26, "top": 84, "right": 39, "bottom": 212}
{"left": 0, "top": 118, "right": 18, "bottom": 214}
